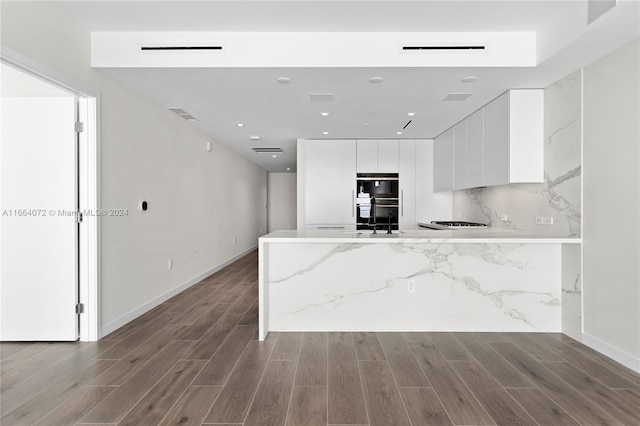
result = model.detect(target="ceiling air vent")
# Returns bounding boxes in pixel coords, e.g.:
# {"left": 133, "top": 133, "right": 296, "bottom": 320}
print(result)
{"left": 166, "top": 107, "right": 198, "bottom": 121}
{"left": 443, "top": 93, "right": 472, "bottom": 102}
{"left": 402, "top": 45, "right": 485, "bottom": 51}
{"left": 252, "top": 148, "right": 284, "bottom": 153}
{"left": 309, "top": 93, "right": 334, "bottom": 102}
{"left": 141, "top": 46, "right": 222, "bottom": 51}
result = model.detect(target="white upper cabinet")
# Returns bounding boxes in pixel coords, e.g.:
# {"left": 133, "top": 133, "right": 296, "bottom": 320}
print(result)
{"left": 433, "top": 128, "right": 454, "bottom": 192}
{"left": 467, "top": 108, "right": 485, "bottom": 188}
{"left": 483, "top": 92, "right": 510, "bottom": 186}
{"left": 435, "top": 89, "right": 543, "bottom": 192}
{"left": 305, "top": 139, "right": 356, "bottom": 226}
{"left": 357, "top": 139, "right": 398, "bottom": 173}
{"left": 453, "top": 120, "right": 468, "bottom": 190}
{"left": 377, "top": 140, "right": 399, "bottom": 172}
{"left": 356, "top": 140, "right": 378, "bottom": 173}
{"left": 484, "top": 90, "right": 544, "bottom": 185}
{"left": 398, "top": 140, "right": 416, "bottom": 230}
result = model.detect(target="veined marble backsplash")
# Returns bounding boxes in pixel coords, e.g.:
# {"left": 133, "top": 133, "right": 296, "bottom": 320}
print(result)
{"left": 453, "top": 70, "right": 582, "bottom": 237}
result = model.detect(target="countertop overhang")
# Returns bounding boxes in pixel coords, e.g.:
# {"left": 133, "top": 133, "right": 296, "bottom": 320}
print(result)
{"left": 260, "top": 229, "right": 581, "bottom": 244}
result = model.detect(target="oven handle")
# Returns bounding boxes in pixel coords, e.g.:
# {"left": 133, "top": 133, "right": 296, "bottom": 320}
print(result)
{"left": 401, "top": 190, "right": 404, "bottom": 216}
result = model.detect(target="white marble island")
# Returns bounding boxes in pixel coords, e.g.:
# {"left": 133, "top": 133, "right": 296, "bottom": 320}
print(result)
{"left": 258, "top": 229, "right": 581, "bottom": 340}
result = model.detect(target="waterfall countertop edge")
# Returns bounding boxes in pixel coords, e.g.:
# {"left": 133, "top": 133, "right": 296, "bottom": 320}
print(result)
{"left": 259, "top": 229, "right": 581, "bottom": 244}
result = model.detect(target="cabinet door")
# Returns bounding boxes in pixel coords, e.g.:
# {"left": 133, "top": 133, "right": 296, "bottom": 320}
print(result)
{"left": 467, "top": 108, "right": 484, "bottom": 187}
{"left": 398, "top": 140, "right": 416, "bottom": 229}
{"left": 377, "top": 139, "right": 399, "bottom": 173}
{"left": 433, "top": 128, "right": 454, "bottom": 192}
{"left": 453, "top": 120, "right": 468, "bottom": 190}
{"left": 356, "top": 139, "right": 378, "bottom": 173}
{"left": 306, "top": 140, "right": 356, "bottom": 225}
{"left": 483, "top": 92, "right": 509, "bottom": 186}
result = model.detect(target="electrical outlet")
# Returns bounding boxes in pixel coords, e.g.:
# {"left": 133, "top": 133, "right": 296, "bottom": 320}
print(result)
{"left": 535, "top": 216, "right": 543, "bottom": 225}
{"left": 501, "top": 214, "right": 508, "bottom": 222}
{"left": 456, "top": 212, "right": 462, "bottom": 218}
{"left": 543, "top": 216, "right": 554, "bottom": 225}
{"left": 233, "top": 237, "right": 236, "bottom": 244}
{"left": 407, "top": 279, "right": 416, "bottom": 293}
{"left": 168, "top": 258, "right": 173, "bottom": 270}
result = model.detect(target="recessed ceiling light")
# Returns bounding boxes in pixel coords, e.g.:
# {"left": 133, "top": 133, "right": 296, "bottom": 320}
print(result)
{"left": 322, "top": 131, "right": 329, "bottom": 135}
{"left": 362, "top": 123, "right": 371, "bottom": 127}
{"left": 461, "top": 75, "right": 478, "bottom": 83}
{"left": 272, "top": 155, "right": 277, "bottom": 158}
{"left": 276, "top": 77, "right": 291, "bottom": 84}
{"left": 236, "top": 123, "right": 244, "bottom": 127}
{"left": 249, "top": 135, "right": 261, "bottom": 141}
{"left": 286, "top": 167, "right": 291, "bottom": 171}
{"left": 321, "top": 112, "right": 330, "bottom": 116}
{"left": 408, "top": 112, "right": 416, "bottom": 116}
{"left": 396, "top": 131, "right": 403, "bottom": 135}
{"left": 369, "top": 76, "right": 384, "bottom": 83}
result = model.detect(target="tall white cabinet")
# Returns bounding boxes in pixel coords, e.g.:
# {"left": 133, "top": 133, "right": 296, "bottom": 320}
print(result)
{"left": 305, "top": 139, "right": 356, "bottom": 228}
{"left": 398, "top": 140, "right": 416, "bottom": 229}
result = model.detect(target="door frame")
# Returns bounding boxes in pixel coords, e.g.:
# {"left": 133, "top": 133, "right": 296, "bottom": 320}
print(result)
{"left": 1, "top": 48, "right": 100, "bottom": 341}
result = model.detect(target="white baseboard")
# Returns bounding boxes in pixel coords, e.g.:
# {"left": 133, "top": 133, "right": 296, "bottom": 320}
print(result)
{"left": 99, "top": 246, "right": 257, "bottom": 338}
{"left": 581, "top": 332, "right": 640, "bottom": 373}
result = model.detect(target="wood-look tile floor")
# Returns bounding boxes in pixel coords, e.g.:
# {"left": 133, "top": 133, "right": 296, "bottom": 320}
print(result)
{"left": 2, "top": 251, "right": 640, "bottom": 425}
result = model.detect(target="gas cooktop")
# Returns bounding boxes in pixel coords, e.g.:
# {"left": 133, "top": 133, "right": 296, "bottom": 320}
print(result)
{"left": 418, "top": 221, "right": 488, "bottom": 230}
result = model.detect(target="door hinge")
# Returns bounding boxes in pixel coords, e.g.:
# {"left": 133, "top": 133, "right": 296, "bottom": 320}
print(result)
{"left": 75, "top": 122, "right": 85, "bottom": 133}
{"left": 76, "top": 303, "right": 85, "bottom": 314}
{"left": 76, "top": 211, "right": 84, "bottom": 224}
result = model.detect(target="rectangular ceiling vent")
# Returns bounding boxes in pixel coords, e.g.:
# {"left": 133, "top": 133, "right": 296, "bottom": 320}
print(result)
{"left": 403, "top": 45, "right": 485, "bottom": 51}
{"left": 443, "top": 93, "right": 473, "bottom": 102}
{"left": 309, "top": 93, "right": 334, "bottom": 102}
{"left": 166, "top": 107, "right": 198, "bottom": 121}
{"left": 252, "top": 148, "right": 284, "bottom": 153}
{"left": 141, "top": 46, "right": 222, "bottom": 51}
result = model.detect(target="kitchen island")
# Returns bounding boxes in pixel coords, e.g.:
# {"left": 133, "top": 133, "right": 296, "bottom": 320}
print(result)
{"left": 258, "top": 229, "right": 581, "bottom": 340}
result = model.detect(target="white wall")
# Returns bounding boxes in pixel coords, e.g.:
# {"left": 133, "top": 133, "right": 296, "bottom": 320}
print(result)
{"left": 1, "top": 2, "right": 267, "bottom": 335}
{"left": 583, "top": 38, "right": 639, "bottom": 369}
{"left": 268, "top": 173, "right": 297, "bottom": 232}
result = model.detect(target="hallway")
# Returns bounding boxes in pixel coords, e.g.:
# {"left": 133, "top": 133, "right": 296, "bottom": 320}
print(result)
{"left": 1, "top": 251, "right": 639, "bottom": 425}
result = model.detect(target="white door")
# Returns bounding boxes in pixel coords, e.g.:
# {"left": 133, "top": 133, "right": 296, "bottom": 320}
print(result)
{"left": 1, "top": 96, "right": 79, "bottom": 341}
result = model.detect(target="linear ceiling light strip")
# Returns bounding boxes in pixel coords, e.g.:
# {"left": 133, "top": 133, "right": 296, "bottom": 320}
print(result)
{"left": 402, "top": 46, "right": 485, "bottom": 50}
{"left": 141, "top": 46, "right": 223, "bottom": 51}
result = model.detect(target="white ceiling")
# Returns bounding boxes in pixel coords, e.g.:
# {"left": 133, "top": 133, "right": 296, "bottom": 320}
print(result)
{"left": 55, "top": 0, "right": 640, "bottom": 172}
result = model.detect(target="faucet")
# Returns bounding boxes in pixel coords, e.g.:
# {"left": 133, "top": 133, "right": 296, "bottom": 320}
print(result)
{"left": 370, "top": 196, "right": 377, "bottom": 234}
{"left": 387, "top": 211, "right": 393, "bottom": 234}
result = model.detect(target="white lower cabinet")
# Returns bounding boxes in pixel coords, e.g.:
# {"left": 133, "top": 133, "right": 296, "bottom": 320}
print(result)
{"left": 399, "top": 140, "right": 416, "bottom": 230}
{"left": 305, "top": 139, "right": 356, "bottom": 226}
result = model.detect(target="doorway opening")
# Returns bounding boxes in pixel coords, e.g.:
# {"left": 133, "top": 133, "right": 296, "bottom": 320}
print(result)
{"left": 0, "top": 59, "right": 99, "bottom": 341}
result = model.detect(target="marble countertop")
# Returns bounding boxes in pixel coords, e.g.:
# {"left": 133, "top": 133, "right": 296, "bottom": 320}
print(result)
{"left": 260, "top": 228, "right": 581, "bottom": 244}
